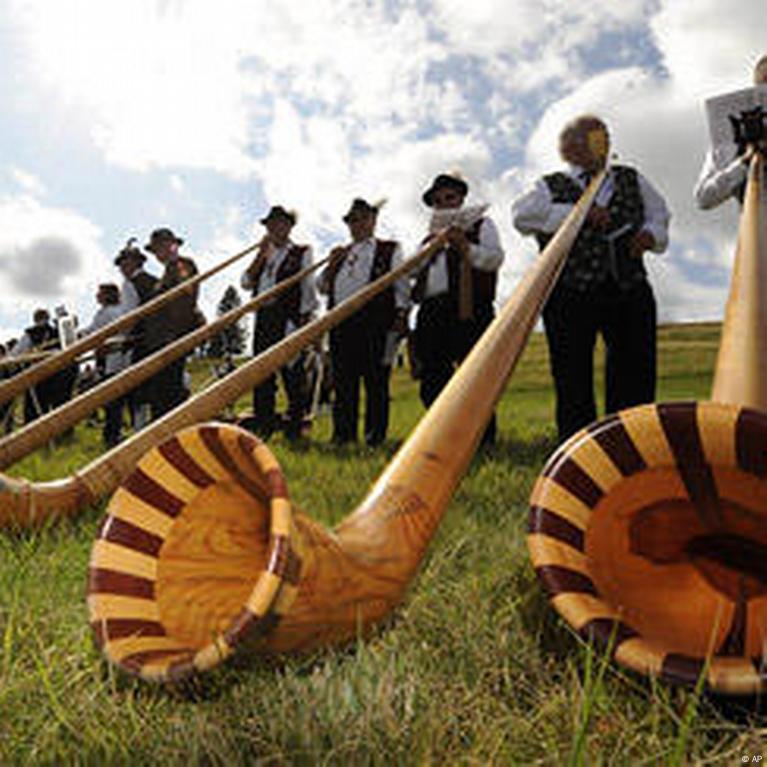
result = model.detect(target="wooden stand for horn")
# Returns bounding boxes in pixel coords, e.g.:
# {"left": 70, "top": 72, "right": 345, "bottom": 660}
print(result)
{"left": 85, "top": 176, "right": 606, "bottom": 682}
{"left": 529, "top": 154, "right": 767, "bottom": 695}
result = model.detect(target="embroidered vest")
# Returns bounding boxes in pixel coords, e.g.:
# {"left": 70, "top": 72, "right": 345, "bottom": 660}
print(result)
{"left": 536, "top": 166, "right": 646, "bottom": 292}
{"left": 251, "top": 244, "right": 308, "bottom": 326}
{"left": 326, "top": 240, "right": 398, "bottom": 328}
{"left": 25, "top": 323, "right": 57, "bottom": 349}
{"left": 412, "top": 218, "right": 496, "bottom": 306}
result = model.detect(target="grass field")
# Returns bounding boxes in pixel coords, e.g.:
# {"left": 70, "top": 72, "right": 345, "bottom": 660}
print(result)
{"left": 2, "top": 322, "right": 765, "bottom": 765}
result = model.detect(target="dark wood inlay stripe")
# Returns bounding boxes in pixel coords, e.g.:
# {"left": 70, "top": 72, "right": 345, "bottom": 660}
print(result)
{"left": 120, "top": 648, "right": 194, "bottom": 675}
{"left": 158, "top": 437, "right": 217, "bottom": 488}
{"left": 199, "top": 426, "right": 270, "bottom": 505}
{"left": 224, "top": 607, "right": 258, "bottom": 647}
{"left": 717, "top": 580, "right": 748, "bottom": 657}
{"left": 657, "top": 402, "right": 722, "bottom": 528}
{"left": 283, "top": 548, "right": 302, "bottom": 586}
{"left": 548, "top": 457, "right": 604, "bottom": 509}
{"left": 92, "top": 619, "right": 167, "bottom": 645}
{"left": 535, "top": 565, "right": 597, "bottom": 597}
{"left": 122, "top": 468, "right": 185, "bottom": 519}
{"left": 736, "top": 408, "right": 767, "bottom": 477}
{"left": 529, "top": 507, "right": 585, "bottom": 551}
{"left": 589, "top": 414, "right": 646, "bottom": 477}
{"left": 103, "top": 516, "right": 164, "bottom": 558}
{"left": 266, "top": 469, "right": 289, "bottom": 500}
{"left": 167, "top": 658, "right": 197, "bottom": 682}
{"left": 87, "top": 568, "right": 155, "bottom": 599}
{"left": 579, "top": 618, "right": 639, "bottom": 657}
{"left": 661, "top": 653, "right": 707, "bottom": 687}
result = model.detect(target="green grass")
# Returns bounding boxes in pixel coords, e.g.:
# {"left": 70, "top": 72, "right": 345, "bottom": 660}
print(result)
{"left": 1, "top": 322, "right": 764, "bottom": 765}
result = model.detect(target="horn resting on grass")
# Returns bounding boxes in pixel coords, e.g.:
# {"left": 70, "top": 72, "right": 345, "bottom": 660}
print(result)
{"left": 85, "top": 176, "right": 607, "bottom": 682}
{"left": 529, "top": 153, "right": 767, "bottom": 696}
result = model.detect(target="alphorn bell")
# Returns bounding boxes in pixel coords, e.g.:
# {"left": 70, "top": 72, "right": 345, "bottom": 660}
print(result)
{"left": 529, "top": 153, "right": 767, "bottom": 695}
{"left": 0, "top": 213, "right": 478, "bottom": 530}
{"left": 85, "top": 175, "right": 606, "bottom": 683}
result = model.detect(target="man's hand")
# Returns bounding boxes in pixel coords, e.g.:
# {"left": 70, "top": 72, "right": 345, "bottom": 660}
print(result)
{"left": 446, "top": 225, "right": 469, "bottom": 250}
{"left": 629, "top": 230, "right": 655, "bottom": 259}
{"left": 586, "top": 205, "right": 611, "bottom": 230}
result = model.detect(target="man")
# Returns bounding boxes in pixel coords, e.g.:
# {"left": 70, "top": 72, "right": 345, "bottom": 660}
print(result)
{"left": 143, "top": 227, "right": 200, "bottom": 419}
{"left": 412, "top": 172, "right": 504, "bottom": 444}
{"left": 114, "top": 239, "right": 159, "bottom": 427}
{"left": 318, "top": 198, "right": 408, "bottom": 446}
{"left": 512, "top": 114, "right": 670, "bottom": 442}
{"left": 695, "top": 55, "right": 767, "bottom": 209}
{"left": 80, "top": 283, "right": 129, "bottom": 447}
{"left": 12, "top": 308, "right": 58, "bottom": 423}
{"left": 241, "top": 206, "right": 318, "bottom": 440}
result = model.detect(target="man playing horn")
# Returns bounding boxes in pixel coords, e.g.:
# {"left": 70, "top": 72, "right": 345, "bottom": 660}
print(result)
{"left": 241, "top": 206, "right": 319, "bottom": 441}
{"left": 143, "top": 227, "right": 201, "bottom": 419}
{"left": 412, "top": 172, "right": 504, "bottom": 445}
{"left": 512, "top": 114, "right": 670, "bottom": 442}
{"left": 318, "top": 198, "right": 408, "bottom": 446}
{"left": 695, "top": 55, "right": 767, "bottom": 210}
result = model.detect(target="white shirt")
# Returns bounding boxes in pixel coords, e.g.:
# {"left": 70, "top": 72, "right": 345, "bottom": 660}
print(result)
{"left": 80, "top": 304, "right": 130, "bottom": 375}
{"left": 694, "top": 146, "right": 748, "bottom": 209}
{"left": 422, "top": 216, "right": 504, "bottom": 300}
{"left": 119, "top": 277, "right": 141, "bottom": 314}
{"left": 241, "top": 241, "right": 319, "bottom": 316}
{"left": 318, "top": 238, "right": 409, "bottom": 310}
{"left": 512, "top": 164, "right": 670, "bottom": 253}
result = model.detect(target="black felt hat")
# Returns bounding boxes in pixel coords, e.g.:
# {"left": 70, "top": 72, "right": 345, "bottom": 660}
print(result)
{"left": 422, "top": 173, "right": 469, "bottom": 207}
{"left": 145, "top": 228, "right": 184, "bottom": 252}
{"left": 260, "top": 206, "right": 297, "bottom": 226}
{"left": 114, "top": 238, "right": 147, "bottom": 266}
{"left": 342, "top": 198, "right": 380, "bottom": 223}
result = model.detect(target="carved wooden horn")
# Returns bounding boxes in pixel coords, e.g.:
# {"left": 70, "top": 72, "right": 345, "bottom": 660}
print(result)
{"left": 85, "top": 174, "right": 606, "bottom": 682}
{"left": 529, "top": 153, "right": 767, "bottom": 695}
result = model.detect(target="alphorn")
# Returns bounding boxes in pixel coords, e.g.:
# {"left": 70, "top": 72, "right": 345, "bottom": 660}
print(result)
{"left": 85, "top": 176, "right": 605, "bottom": 682}
{"left": 0, "top": 257, "right": 330, "bottom": 469}
{"left": 0, "top": 240, "right": 265, "bottom": 410}
{"left": 0, "top": 214, "right": 478, "bottom": 530}
{"left": 529, "top": 153, "right": 767, "bottom": 696}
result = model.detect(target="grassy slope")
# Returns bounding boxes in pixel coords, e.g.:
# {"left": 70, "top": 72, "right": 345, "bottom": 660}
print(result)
{"left": 1, "top": 323, "right": 764, "bottom": 764}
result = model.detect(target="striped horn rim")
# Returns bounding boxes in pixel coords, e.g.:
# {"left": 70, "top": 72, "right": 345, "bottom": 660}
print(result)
{"left": 529, "top": 401, "right": 767, "bottom": 696}
{"left": 87, "top": 423, "right": 297, "bottom": 683}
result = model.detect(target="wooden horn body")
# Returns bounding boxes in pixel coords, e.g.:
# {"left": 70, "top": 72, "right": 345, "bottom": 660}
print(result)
{"left": 0, "top": 229, "right": 457, "bottom": 530}
{"left": 85, "top": 174, "right": 605, "bottom": 682}
{"left": 0, "top": 241, "right": 262, "bottom": 410}
{"left": 0, "top": 257, "right": 329, "bottom": 469}
{"left": 529, "top": 154, "right": 767, "bottom": 695}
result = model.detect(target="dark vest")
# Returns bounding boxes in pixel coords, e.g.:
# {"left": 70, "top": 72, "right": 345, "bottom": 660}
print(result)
{"left": 129, "top": 270, "right": 159, "bottom": 355}
{"left": 130, "top": 270, "right": 158, "bottom": 304}
{"left": 251, "top": 245, "right": 308, "bottom": 326}
{"left": 537, "top": 166, "right": 646, "bottom": 292}
{"left": 325, "top": 240, "right": 397, "bottom": 328}
{"left": 148, "top": 256, "right": 199, "bottom": 346}
{"left": 25, "top": 323, "right": 57, "bottom": 349}
{"left": 412, "top": 218, "right": 496, "bottom": 307}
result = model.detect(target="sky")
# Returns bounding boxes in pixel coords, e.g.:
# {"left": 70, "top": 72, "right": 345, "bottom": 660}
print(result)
{"left": 0, "top": 0, "right": 763, "bottom": 342}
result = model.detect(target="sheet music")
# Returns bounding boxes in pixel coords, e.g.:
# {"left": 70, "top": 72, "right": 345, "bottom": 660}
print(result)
{"left": 705, "top": 84, "right": 767, "bottom": 168}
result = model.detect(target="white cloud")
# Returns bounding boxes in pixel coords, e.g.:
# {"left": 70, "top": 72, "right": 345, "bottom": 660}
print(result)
{"left": 10, "top": 167, "right": 46, "bottom": 197}
{"left": 0, "top": 194, "right": 104, "bottom": 316}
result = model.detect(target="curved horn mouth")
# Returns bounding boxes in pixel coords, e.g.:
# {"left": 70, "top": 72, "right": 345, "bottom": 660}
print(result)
{"left": 88, "top": 425, "right": 298, "bottom": 682}
{"left": 529, "top": 401, "right": 767, "bottom": 696}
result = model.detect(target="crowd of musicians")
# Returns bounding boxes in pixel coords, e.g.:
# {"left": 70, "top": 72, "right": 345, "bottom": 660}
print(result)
{"left": 1, "top": 53, "right": 765, "bottom": 454}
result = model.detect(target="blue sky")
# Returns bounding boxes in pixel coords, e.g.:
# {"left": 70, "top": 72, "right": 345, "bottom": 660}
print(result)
{"left": 0, "top": 0, "right": 763, "bottom": 340}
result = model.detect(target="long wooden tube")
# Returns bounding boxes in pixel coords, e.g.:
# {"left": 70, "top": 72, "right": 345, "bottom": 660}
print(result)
{"left": 86, "top": 175, "right": 605, "bottom": 682}
{"left": 711, "top": 152, "right": 767, "bottom": 407}
{"left": 0, "top": 257, "right": 329, "bottom": 469}
{"left": 0, "top": 225, "right": 469, "bottom": 530}
{"left": 0, "top": 240, "right": 263, "bottom": 409}
{"left": 528, "top": 154, "right": 767, "bottom": 695}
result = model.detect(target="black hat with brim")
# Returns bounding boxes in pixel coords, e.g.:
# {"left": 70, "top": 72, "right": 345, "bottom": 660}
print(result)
{"left": 422, "top": 173, "right": 469, "bottom": 207}
{"left": 260, "top": 205, "right": 297, "bottom": 226}
{"left": 144, "top": 227, "right": 184, "bottom": 252}
{"left": 342, "top": 198, "right": 379, "bottom": 223}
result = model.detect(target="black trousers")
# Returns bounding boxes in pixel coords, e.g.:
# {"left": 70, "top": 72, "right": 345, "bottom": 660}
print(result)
{"left": 252, "top": 308, "right": 306, "bottom": 439}
{"left": 330, "top": 318, "right": 390, "bottom": 446}
{"left": 414, "top": 295, "right": 496, "bottom": 444}
{"left": 542, "top": 279, "right": 657, "bottom": 442}
{"left": 149, "top": 356, "right": 188, "bottom": 421}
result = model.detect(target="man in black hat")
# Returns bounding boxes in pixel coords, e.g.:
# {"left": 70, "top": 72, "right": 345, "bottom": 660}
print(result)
{"left": 142, "top": 227, "right": 201, "bottom": 419}
{"left": 318, "top": 198, "right": 408, "bottom": 445}
{"left": 114, "top": 238, "right": 159, "bottom": 427}
{"left": 241, "top": 206, "right": 318, "bottom": 440}
{"left": 412, "top": 172, "right": 504, "bottom": 444}
{"left": 512, "top": 114, "right": 670, "bottom": 442}
{"left": 11, "top": 308, "right": 58, "bottom": 423}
